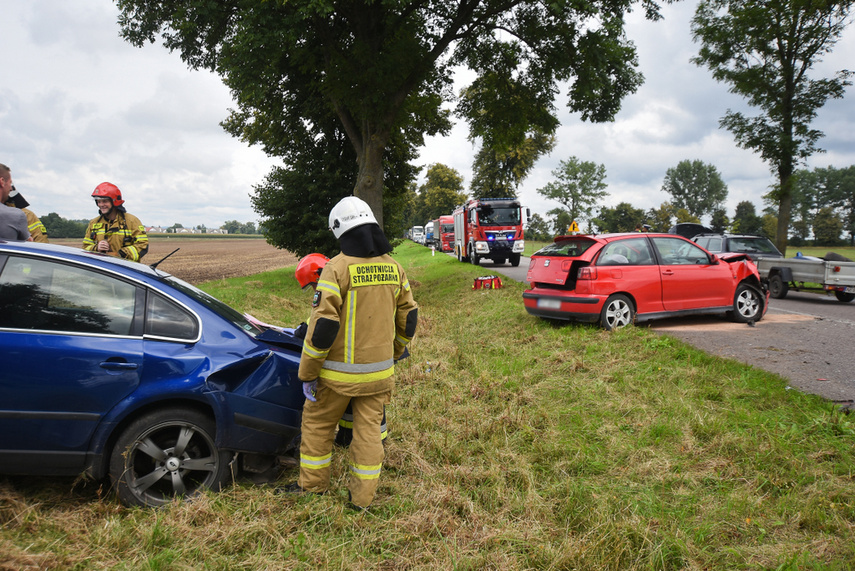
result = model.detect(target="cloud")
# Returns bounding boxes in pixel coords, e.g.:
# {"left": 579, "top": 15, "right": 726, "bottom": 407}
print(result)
{"left": 2, "top": 0, "right": 276, "bottom": 228}
{"left": 2, "top": 0, "right": 853, "bottom": 233}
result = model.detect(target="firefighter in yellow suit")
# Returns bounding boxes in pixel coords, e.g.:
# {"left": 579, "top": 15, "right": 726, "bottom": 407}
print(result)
{"left": 294, "top": 253, "right": 390, "bottom": 447}
{"left": 82, "top": 182, "right": 149, "bottom": 262}
{"left": 284, "top": 196, "right": 417, "bottom": 510}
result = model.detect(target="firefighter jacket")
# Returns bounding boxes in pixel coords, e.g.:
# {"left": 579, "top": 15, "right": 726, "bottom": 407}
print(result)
{"left": 3, "top": 202, "right": 48, "bottom": 243}
{"left": 22, "top": 208, "right": 48, "bottom": 243}
{"left": 298, "top": 253, "right": 418, "bottom": 397}
{"left": 83, "top": 212, "right": 149, "bottom": 262}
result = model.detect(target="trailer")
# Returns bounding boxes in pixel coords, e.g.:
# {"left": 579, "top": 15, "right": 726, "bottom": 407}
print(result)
{"left": 756, "top": 253, "right": 855, "bottom": 302}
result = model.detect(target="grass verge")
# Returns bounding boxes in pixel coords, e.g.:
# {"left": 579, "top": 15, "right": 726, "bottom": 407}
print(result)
{"left": 1, "top": 242, "right": 853, "bottom": 570}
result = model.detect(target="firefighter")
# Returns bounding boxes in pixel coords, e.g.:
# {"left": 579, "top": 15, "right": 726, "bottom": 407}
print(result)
{"left": 6, "top": 187, "right": 48, "bottom": 243}
{"left": 282, "top": 196, "right": 417, "bottom": 510}
{"left": 82, "top": 182, "right": 149, "bottom": 262}
{"left": 293, "top": 253, "right": 389, "bottom": 447}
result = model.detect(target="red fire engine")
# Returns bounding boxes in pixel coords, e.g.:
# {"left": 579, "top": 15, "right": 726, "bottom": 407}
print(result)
{"left": 452, "top": 198, "right": 528, "bottom": 267}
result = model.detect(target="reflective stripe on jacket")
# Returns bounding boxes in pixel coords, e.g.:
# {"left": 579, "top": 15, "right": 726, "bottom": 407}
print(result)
{"left": 23, "top": 208, "right": 48, "bottom": 243}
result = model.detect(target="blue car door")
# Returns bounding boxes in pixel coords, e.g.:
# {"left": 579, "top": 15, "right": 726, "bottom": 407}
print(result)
{"left": 0, "top": 255, "right": 143, "bottom": 474}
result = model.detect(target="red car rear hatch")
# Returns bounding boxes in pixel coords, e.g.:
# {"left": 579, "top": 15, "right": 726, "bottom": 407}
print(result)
{"left": 526, "top": 236, "right": 600, "bottom": 288}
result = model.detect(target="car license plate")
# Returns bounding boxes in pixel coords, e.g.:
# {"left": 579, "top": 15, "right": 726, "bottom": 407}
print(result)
{"left": 537, "top": 298, "right": 562, "bottom": 310}
{"left": 846, "top": 286, "right": 855, "bottom": 294}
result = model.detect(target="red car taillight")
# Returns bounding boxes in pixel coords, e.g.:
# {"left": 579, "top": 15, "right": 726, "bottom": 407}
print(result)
{"left": 578, "top": 266, "right": 597, "bottom": 280}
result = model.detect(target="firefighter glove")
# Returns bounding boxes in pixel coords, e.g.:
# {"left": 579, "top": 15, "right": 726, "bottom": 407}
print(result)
{"left": 302, "top": 380, "right": 318, "bottom": 402}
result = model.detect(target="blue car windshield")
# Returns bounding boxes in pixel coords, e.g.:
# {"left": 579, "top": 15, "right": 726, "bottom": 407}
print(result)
{"left": 536, "top": 239, "right": 597, "bottom": 257}
{"left": 164, "top": 276, "right": 263, "bottom": 337}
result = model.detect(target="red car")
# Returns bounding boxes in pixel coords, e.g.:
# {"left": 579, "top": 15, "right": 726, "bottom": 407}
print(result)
{"left": 523, "top": 233, "right": 769, "bottom": 329}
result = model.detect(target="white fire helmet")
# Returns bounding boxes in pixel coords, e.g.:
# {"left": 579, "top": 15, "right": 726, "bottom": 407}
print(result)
{"left": 329, "top": 196, "right": 378, "bottom": 239}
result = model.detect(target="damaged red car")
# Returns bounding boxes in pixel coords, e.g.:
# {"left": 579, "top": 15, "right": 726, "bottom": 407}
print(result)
{"left": 523, "top": 233, "right": 769, "bottom": 330}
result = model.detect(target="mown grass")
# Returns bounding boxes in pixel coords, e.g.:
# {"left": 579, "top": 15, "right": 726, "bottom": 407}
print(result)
{"left": 789, "top": 246, "right": 855, "bottom": 259}
{"left": 2, "top": 242, "right": 854, "bottom": 570}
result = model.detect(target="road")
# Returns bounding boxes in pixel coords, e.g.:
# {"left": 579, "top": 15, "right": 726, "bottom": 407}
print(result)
{"left": 473, "top": 254, "right": 855, "bottom": 405}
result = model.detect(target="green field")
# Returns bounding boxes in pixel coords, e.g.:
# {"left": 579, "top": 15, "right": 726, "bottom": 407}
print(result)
{"left": 2, "top": 241, "right": 853, "bottom": 570}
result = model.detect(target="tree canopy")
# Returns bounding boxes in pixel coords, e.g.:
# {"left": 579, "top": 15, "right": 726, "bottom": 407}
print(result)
{"left": 469, "top": 132, "right": 555, "bottom": 199}
{"left": 117, "top": 0, "right": 661, "bottom": 235}
{"left": 691, "top": 0, "right": 854, "bottom": 254}
{"left": 660, "top": 159, "right": 728, "bottom": 219}
{"left": 40, "top": 213, "right": 87, "bottom": 239}
{"left": 732, "top": 200, "right": 763, "bottom": 235}
{"left": 645, "top": 202, "right": 677, "bottom": 232}
{"left": 593, "top": 202, "right": 646, "bottom": 233}
{"left": 537, "top": 157, "right": 609, "bottom": 226}
{"left": 414, "top": 164, "right": 467, "bottom": 224}
{"left": 788, "top": 164, "right": 855, "bottom": 244}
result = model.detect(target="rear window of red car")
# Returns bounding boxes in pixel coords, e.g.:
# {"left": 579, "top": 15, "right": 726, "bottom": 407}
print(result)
{"left": 535, "top": 238, "right": 598, "bottom": 257}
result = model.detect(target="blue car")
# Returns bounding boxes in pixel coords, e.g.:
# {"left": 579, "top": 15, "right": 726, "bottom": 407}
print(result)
{"left": 0, "top": 240, "right": 305, "bottom": 507}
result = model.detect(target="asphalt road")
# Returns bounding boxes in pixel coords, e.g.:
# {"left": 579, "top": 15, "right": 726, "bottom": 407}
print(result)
{"left": 472, "top": 254, "right": 855, "bottom": 405}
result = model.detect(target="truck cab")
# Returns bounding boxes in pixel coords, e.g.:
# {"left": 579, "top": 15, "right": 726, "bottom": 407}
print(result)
{"left": 453, "top": 198, "right": 529, "bottom": 266}
{"left": 411, "top": 225, "right": 425, "bottom": 245}
{"left": 439, "top": 215, "right": 454, "bottom": 252}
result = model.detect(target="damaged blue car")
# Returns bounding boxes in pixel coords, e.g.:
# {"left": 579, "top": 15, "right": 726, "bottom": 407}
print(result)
{"left": 0, "top": 240, "right": 304, "bottom": 507}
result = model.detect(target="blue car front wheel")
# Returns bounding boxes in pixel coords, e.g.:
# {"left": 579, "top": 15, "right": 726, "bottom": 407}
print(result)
{"left": 110, "top": 407, "right": 233, "bottom": 508}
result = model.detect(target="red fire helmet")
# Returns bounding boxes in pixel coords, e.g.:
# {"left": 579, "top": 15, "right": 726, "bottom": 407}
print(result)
{"left": 92, "top": 182, "right": 124, "bottom": 207}
{"left": 295, "top": 253, "right": 330, "bottom": 289}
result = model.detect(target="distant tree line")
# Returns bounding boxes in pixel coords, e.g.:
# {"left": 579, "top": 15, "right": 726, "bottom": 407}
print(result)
{"left": 221, "top": 220, "right": 260, "bottom": 235}
{"left": 41, "top": 213, "right": 88, "bottom": 239}
{"left": 39, "top": 214, "right": 261, "bottom": 239}
{"left": 529, "top": 156, "right": 853, "bottom": 249}
{"left": 395, "top": 157, "right": 852, "bottom": 249}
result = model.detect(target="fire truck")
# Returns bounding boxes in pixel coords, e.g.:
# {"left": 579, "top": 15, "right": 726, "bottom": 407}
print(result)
{"left": 453, "top": 198, "right": 528, "bottom": 266}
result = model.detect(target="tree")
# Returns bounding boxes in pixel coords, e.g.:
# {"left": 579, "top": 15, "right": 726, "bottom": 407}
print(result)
{"left": 661, "top": 159, "right": 728, "bottom": 219}
{"left": 709, "top": 207, "right": 729, "bottom": 233}
{"left": 810, "top": 165, "right": 855, "bottom": 245}
{"left": 536, "top": 157, "right": 609, "bottom": 226}
{"left": 41, "top": 213, "right": 87, "bottom": 239}
{"left": 547, "top": 209, "right": 573, "bottom": 236}
{"left": 675, "top": 208, "right": 700, "bottom": 224}
{"left": 416, "top": 164, "right": 467, "bottom": 223}
{"left": 222, "top": 220, "right": 241, "bottom": 235}
{"left": 731, "top": 201, "right": 763, "bottom": 235}
{"left": 645, "top": 202, "right": 677, "bottom": 232}
{"left": 813, "top": 206, "right": 843, "bottom": 246}
{"left": 787, "top": 165, "right": 855, "bottom": 245}
{"left": 691, "top": 0, "right": 854, "bottom": 254}
{"left": 118, "top": 0, "right": 658, "bottom": 227}
{"left": 593, "top": 202, "right": 645, "bottom": 233}
{"left": 761, "top": 213, "right": 777, "bottom": 240}
{"left": 250, "top": 108, "right": 418, "bottom": 254}
{"left": 469, "top": 132, "right": 555, "bottom": 199}
{"left": 526, "top": 213, "right": 551, "bottom": 241}
{"left": 786, "top": 169, "right": 818, "bottom": 244}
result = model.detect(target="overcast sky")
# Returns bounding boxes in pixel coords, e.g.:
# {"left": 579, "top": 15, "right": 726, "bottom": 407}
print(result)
{"left": 2, "top": 1, "right": 854, "bottom": 231}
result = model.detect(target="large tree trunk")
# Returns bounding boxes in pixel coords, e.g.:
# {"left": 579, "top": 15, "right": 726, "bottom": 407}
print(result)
{"left": 776, "top": 165, "right": 794, "bottom": 257}
{"left": 354, "top": 132, "right": 388, "bottom": 228}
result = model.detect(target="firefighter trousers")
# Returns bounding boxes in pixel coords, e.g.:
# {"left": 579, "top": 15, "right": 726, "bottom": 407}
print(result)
{"left": 298, "top": 387, "right": 391, "bottom": 507}
{"left": 336, "top": 403, "right": 388, "bottom": 446}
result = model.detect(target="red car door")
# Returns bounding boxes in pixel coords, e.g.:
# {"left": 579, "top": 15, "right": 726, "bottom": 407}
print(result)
{"left": 650, "top": 237, "right": 734, "bottom": 310}
{"left": 594, "top": 237, "right": 664, "bottom": 314}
